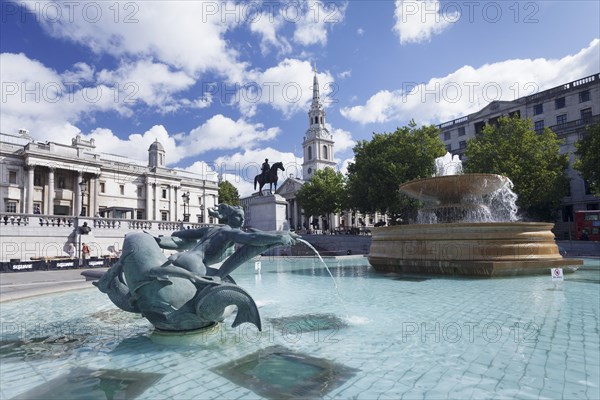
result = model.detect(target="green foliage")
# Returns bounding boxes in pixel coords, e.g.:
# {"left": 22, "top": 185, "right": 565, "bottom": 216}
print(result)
{"left": 574, "top": 123, "right": 600, "bottom": 196}
{"left": 296, "top": 167, "right": 347, "bottom": 219}
{"left": 465, "top": 115, "right": 569, "bottom": 221}
{"left": 218, "top": 180, "right": 241, "bottom": 206}
{"left": 346, "top": 123, "right": 446, "bottom": 223}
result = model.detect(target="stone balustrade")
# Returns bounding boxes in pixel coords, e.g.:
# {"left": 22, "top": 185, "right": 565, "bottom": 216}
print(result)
{"left": 1, "top": 213, "right": 215, "bottom": 230}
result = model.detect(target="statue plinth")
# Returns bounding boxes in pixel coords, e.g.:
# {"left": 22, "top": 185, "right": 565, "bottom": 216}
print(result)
{"left": 246, "top": 194, "right": 288, "bottom": 232}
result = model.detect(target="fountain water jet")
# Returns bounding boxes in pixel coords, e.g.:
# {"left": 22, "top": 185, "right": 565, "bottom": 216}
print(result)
{"left": 368, "top": 153, "right": 583, "bottom": 276}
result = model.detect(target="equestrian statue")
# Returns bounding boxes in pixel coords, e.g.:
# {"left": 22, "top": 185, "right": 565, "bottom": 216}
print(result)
{"left": 254, "top": 159, "right": 284, "bottom": 195}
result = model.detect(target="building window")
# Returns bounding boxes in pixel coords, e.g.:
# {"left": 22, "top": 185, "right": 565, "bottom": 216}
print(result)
{"left": 136, "top": 210, "right": 144, "bottom": 220}
{"left": 307, "top": 146, "right": 312, "bottom": 160}
{"left": 100, "top": 182, "right": 105, "bottom": 193}
{"left": 562, "top": 205, "right": 573, "bottom": 222}
{"left": 555, "top": 97, "right": 565, "bottom": 109}
{"left": 322, "top": 145, "right": 328, "bottom": 160}
{"left": 581, "top": 107, "right": 592, "bottom": 122}
{"left": 34, "top": 173, "right": 42, "bottom": 186}
{"left": 579, "top": 90, "right": 590, "bottom": 103}
{"left": 162, "top": 189, "right": 167, "bottom": 199}
{"left": 459, "top": 140, "right": 466, "bottom": 149}
{"left": 533, "top": 104, "right": 543, "bottom": 115}
{"left": 474, "top": 121, "right": 485, "bottom": 135}
{"left": 33, "top": 203, "right": 41, "bottom": 214}
{"left": 587, "top": 203, "right": 599, "bottom": 211}
{"left": 8, "top": 171, "right": 17, "bottom": 184}
{"left": 458, "top": 127, "right": 466, "bottom": 136}
{"left": 534, "top": 120, "right": 544, "bottom": 133}
{"left": 445, "top": 144, "right": 452, "bottom": 152}
{"left": 198, "top": 214, "right": 204, "bottom": 223}
{"left": 444, "top": 132, "right": 451, "bottom": 140}
{"left": 161, "top": 211, "right": 168, "bottom": 221}
{"left": 6, "top": 201, "right": 17, "bottom": 213}
{"left": 120, "top": 185, "right": 125, "bottom": 195}
{"left": 209, "top": 216, "right": 214, "bottom": 224}
{"left": 137, "top": 186, "right": 143, "bottom": 197}
{"left": 57, "top": 176, "right": 65, "bottom": 189}
{"left": 556, "top": 114, "right": 567, "bottom": 126}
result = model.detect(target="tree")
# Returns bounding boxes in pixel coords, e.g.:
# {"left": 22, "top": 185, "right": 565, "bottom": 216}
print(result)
{"left": 218, "top": 180, "right": 241, "bottom": 206}
{"left": 346, "top": 121, "right": 446, "bottom": 224}
{"left": 574, "top": 123, "right": 600, "bottom": 196}
{"left": 296, "top": 167, "right": 346, "bottom": 230}
{"left": 465, "top": 115, "right": 569, "bottom": 221}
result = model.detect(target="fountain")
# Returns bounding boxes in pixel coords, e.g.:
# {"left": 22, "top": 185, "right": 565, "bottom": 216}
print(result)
{"left": 369, "top": 153, "right": 583, "bottom": 276}
{"left": 94, "top": 204, "right": 299, "bottom": 334}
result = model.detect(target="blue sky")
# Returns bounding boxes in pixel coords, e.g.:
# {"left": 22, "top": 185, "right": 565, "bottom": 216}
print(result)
{"left": 1, "top": 0, "right": 599, "bottom": 196}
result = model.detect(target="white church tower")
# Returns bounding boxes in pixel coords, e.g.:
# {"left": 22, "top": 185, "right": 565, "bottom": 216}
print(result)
{"left": 302, "top": 66, "right": 336, "bottom": 180}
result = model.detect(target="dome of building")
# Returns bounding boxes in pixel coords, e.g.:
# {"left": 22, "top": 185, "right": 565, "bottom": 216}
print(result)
{"left": 148, "top": 139, "right": 164, "bottom": 152}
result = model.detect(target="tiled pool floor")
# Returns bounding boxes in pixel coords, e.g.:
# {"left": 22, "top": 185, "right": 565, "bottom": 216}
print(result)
{"left": 1, "top": 257, "right": 599, "bottom": 399}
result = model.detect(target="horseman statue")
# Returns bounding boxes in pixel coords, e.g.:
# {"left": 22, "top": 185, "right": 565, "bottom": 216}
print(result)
{"left": 254, "top": 160, "right": 284, "bottom": 195}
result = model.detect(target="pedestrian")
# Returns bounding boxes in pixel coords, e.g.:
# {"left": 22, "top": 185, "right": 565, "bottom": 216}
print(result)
{"left": 66, "top": 242, "right": 75, "bottom": 258}
{"left": 81, "top": 242, "right": 91, "bottom": 267}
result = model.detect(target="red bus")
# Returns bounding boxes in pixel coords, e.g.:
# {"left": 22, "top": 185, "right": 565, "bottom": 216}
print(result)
{"left": 575, "top": 210, "right": 600, "bottom": 241}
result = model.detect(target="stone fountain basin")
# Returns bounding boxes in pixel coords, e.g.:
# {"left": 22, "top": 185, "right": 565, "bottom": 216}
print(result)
{"left": 399, "top": 173, "right": 510, "bottom": 204}
{"left": 368, "top": 222, "right": 584, "bottom": 276}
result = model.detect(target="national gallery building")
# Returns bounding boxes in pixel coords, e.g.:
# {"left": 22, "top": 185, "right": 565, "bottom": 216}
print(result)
{"left": 0, "top": 131, "right": 219, "bottom": 223}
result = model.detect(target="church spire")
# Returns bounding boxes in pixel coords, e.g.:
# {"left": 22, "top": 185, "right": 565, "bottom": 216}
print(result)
{"left": 312, "top": 63, "right": 320, "bottom": 106}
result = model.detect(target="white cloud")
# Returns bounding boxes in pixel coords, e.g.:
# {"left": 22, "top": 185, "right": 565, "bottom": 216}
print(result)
{"left": 338, "top": 70, "right": 352, "bottom": 79}
{"left": 341, "top": 39, "right": 600, "bottom": 125}
{"left": 357, "top": 28, "right": 365, "bottom": 36}
{"left": 339, "top": 157, "right": 355, "bottom": 176}
{"left": 90, "top": 125, "right": 181, "bottom": 164}
{"left": 179, "top": 114, "right": 281, "bottom": 157}
{"left": 96, "top": 59, "right": 196, "bottom": 112}
{"left": 213, "top": 148, "right": 304, "bottom": 197}
{"left": 250, "top": 12, "right": 292, "bottom": 55}
{"left": 0, "top": 52, "right": 131, "bottom": 142}
{"left": 20, "top": 1, "right": 248, "bottom": 81}
{"left": 293, "top": 0, "right": 347, "bottom": 46}
{"left": 326, "top": 124, "right": 355, "bottom": 154}
{"left": 238, "top": 59, "right": 335, "bottom": 117}
{"left": 393, "top": 0, "right": 459, "bottom": 45}
{"left": 181, "top": 161, "right": 220, "bottom": 182}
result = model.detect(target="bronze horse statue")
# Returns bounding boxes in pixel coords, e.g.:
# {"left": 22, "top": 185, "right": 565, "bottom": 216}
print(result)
{"left": 254, "top": 162, "right": 284, "bottom": 195}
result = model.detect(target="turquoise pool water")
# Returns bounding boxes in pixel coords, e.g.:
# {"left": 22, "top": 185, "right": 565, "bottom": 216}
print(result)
{"left": 1, "top": 257, "right": 599, "bottom": 399}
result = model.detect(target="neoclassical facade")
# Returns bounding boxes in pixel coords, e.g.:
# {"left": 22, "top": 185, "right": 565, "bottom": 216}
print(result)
{"left": 438, "top": 73, "right": 600, "bottom": 238}
{"left": 0, "top": 131, "right": 219, "bottom": 223}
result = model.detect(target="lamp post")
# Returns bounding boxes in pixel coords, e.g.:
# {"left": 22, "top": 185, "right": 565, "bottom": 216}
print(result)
{"left": 181, "top": 191, "right": 190, "bottom": 222}
{"left": 79, "top": 179, "right": 87, "bottom": 216}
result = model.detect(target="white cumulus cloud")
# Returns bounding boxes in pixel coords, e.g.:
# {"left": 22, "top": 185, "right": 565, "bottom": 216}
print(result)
{"left": 341, "top": 39, "right": 600, "bottom": 125}
{"left": 393, "top": 0, "right": 459, "bottom": 45}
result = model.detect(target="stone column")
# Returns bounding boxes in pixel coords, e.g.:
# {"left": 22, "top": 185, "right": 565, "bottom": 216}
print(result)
{"left": 26, "top": 166, "right": 35, "bottom": 214}
{"left": 153, "top": 183, "right": 159, "bottom": 220}
{"left": 92, "top": 174, "right": 99, "bottom": 217}
{"left": 174, "top": 187, "right": 179, "bottom": 221}
{"left": 168, "top": 185, "right": 174, "bottom": 221}
{"left": 145, "top": 181, "right": 152, "bottom": 220}
{"left": 75, "top": 171, "right": 82, "bottom": 216}
{"left": 47, "top": 167, "right": 55, "bottom": 215}
{"left": 292, "top": 199, "right": 298, "bottom": 230}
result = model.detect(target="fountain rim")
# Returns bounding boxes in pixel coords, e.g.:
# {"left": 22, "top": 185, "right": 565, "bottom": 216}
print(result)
{"left": 399, "top": 173, "right": 509, "bottom": 201}
{"left": 372, "top": 221, "right": 554, "bottom": 229}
